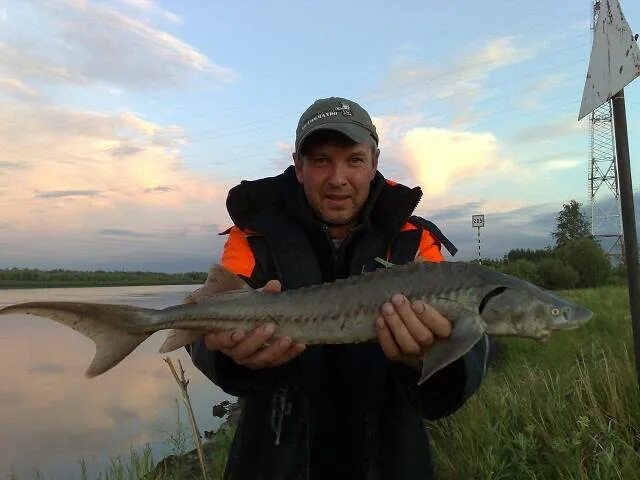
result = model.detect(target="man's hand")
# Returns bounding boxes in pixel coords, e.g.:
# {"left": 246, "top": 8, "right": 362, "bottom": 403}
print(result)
{"left": 202, "top": 280, "right": 306, "bottom": 369}
{"left": 376, "top": 293, "right": 452, "bottom": 369}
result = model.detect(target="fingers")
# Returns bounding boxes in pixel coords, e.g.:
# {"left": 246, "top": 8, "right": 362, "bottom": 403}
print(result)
{"left": 411, "top": 299, "right": 452, "bottom": 338}
{"left": 224, "top": 323, "right": 277, "bottom": 360}
{"left": 237, "top": 340, "right": 306, "bottom": 369}
{"left": 376, "top": 316, "right": 403, "bottom": 361}
{"left": 377, "top": 294, "right": 452, "bottom": 360}
{"left": 381, "top": 297, "right": 424, "bottom": 355}
{"left": 261, "top": 279, "right": 282, "bottom": 294}
{"left": 203, "top": 322, "right": 306, "bottom": 369}
{"left": 204, "top": 329, "right": 245, "bottom": 350}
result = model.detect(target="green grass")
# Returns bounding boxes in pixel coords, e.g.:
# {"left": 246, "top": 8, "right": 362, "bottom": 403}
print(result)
{"left": 427, "top": 286, "right": 640, "bottom": 479}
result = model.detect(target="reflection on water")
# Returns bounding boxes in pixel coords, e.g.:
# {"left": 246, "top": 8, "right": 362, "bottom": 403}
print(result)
{"left": 0, "top": 285, "right": 234, "bottom": 479}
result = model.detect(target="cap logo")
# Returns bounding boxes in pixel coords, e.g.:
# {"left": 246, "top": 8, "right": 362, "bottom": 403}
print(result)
{"left": 335, "top": 102, "right": 352, "bottom": 116}
{"left": 300, "top": 102, "right": 355, "bottom": 132}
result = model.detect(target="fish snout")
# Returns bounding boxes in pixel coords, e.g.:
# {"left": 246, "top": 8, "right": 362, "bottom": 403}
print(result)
{"left": 572, "top": 305, "right": 593, "bottom": 325}
{"left": 551, "top": 304, "right": 593, "bottom": 330}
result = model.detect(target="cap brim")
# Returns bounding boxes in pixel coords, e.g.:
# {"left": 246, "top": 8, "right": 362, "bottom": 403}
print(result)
{"left": 296, "top": 122, "right": 374, "bottom": 152}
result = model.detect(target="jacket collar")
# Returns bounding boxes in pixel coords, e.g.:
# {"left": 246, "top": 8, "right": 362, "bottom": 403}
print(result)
{"left": 226, "top": 166, "right": 423, "bottom": 234}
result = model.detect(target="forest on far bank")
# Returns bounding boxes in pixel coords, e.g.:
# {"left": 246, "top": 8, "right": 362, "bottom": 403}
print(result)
{"left": 0, "top": 268, "right": 207, "bottom": 288}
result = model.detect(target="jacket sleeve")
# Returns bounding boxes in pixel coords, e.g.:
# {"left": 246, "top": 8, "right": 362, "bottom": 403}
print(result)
{"left": 188, "top": 226, "right": 298, "bottom": 397}
{"left": 391, "top": 334, "right": 489, "bottom": 419}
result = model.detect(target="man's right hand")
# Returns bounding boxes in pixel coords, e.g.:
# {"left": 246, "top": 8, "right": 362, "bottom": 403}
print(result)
{"left": 202, "top": 279, "right": 306, "bottom": 369}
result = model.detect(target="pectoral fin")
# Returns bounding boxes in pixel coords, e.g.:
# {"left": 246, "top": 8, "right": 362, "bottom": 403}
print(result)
{"left": 418, "top": 309, "right": 485, "bottom": 385}
{"left": 159, "top": 329, "right": 206, "bottom": 353}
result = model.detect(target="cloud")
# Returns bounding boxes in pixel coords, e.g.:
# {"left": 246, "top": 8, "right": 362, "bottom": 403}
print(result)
{"left": 97, "top": 228, "right": 151, "bottom": 238}
{"left": 144, "top": 185, "right": 176, "bottom": 193}
{"left": 425, "top": 201, "right": 560, "bottom": 261}
{"left": 0, "top": 77, "right": 41, "bottom": 101}
{"left": 0, "top": 100, "right": 229, "bottom": 269}
{"left": 103, "top": 404, "right": 141, "bottom": 422}
{"left": 107, "top": 144, "right": 145, "bottom": 157}
{"left": 117, "top": 0, "right": 182, "bottom": 25}
{"left": 520, "top": 73, "right": 568, "bottom": 109}
{"left": 29, "top": 362, "right": 74, "bottom": 374}
{"left": 35, "top": 189, "right": 102, "bottom": 199}
{"left": 510, "top": 118, "right": 586, "bottom": 144}
{"left": 1, "top": 0, "right": 235, "bottom": 91}
{"left": 0, "top": 161, "right": 25, "bottom": 169}
{"left": 401, "top": 127, "right": 511, "bottom": 196}
{"left": 429, "top": 201, "right": 484, "bottom": 223}
{"left": 379, "top": 36, "right": 535, "bottom": 118}
{"left": 0, "top": 42, "right": 82, "bottom": 85}
{"left": 542, "top": 159, "right": 582, "bottom": 171}
{"left": 269, "top": 140, "right": 293, "bottom": 170}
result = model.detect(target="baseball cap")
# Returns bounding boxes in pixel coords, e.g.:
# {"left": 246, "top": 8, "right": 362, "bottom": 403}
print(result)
{"left": 295, "top": 97, "right": 379, "bottom": 153}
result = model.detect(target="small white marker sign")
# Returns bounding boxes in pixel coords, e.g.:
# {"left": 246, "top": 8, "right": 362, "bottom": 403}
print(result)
{"left": 472, "top": 214, "right": 485, "bottom": 228}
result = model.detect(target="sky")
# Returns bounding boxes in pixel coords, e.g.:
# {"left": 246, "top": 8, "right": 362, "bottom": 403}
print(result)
{"left": 1, "top": 0, "right": 639, "bottom": 272}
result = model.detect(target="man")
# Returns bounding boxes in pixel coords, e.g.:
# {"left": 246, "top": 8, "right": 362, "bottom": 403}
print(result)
{"left": 188, "top": 97, "right": 488, "bottom": 479}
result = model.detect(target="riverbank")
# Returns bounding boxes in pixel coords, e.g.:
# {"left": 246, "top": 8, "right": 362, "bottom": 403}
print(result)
{"left": 0, "top": 268, "right": 207, "bottom": 289}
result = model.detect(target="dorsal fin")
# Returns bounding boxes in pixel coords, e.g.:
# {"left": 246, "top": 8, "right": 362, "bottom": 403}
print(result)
{"left": 183, "top": 264, "right": 249, "bottom": 304}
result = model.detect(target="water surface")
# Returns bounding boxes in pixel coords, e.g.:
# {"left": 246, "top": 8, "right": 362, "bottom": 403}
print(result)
{"left": 0, "top": 285, "right": 233, "bottom": 479}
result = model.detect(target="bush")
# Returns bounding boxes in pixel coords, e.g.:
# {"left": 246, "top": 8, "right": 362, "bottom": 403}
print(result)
{"left": 505, "top": 248, "right": 552, "bottom": 263}
{"left": 536, "top": 258, "right": 579, "bottom": 290}
{"left": 501, "top": 259, "right": 540, "bottom": 284}
{"left": 555, "top": 238, "right": 611, "bottom": 288}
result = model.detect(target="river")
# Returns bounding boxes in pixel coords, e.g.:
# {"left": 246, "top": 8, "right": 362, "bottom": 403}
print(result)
{"left": 0, "top": 285, "right": 234, "bottom": 479}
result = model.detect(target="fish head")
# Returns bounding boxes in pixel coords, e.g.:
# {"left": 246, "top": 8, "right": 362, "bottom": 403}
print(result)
{"left": 479, "top": 283, "right": 592, "bottom": 341}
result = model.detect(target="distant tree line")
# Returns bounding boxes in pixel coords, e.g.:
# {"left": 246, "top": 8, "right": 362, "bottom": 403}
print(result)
{"left": 481, "top": 200, "right": 621, "bottom": 290}
{"left": 0, "top": 268, "right": 207, "bottom": 288}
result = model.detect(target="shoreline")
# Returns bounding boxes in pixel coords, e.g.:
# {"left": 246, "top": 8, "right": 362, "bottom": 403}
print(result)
{"left": 0, "top": 281, "right": 205, "bottom": 289}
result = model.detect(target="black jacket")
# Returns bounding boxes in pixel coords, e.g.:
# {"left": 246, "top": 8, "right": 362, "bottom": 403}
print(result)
{"left": 191, "top": 167, "right": 487, "bottom": 480}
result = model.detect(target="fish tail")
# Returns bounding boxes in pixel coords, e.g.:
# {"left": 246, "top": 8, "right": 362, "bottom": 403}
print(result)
{"left": 0, "top": 302, "right": 155, "bottom": 377}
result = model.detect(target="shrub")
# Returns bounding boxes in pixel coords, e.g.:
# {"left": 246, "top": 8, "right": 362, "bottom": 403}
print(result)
{"left": 501, "top": 259, "right": 540, "bottom": 284}
{"left": 536, "top": 258, "right": 579, "bottom": 290}
{"left": 555, "top": 238, "right": 611, "bottom": 288}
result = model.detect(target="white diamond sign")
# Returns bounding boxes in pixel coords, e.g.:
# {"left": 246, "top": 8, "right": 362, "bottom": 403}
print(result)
{"left": 578, "top": 0, "right": 640, "bottom": 120}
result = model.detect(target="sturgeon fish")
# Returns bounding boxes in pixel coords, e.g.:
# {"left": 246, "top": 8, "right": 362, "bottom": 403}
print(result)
{"left": 0, "top": 261, "right": 592, "bottom": 384}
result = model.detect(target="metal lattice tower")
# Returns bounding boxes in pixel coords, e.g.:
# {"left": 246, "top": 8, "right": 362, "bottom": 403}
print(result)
{"left": 588, "top": 0, "right": 623, "bottom": 262}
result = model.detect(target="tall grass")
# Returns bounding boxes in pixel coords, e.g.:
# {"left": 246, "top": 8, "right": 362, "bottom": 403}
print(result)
{"left": 427, "top": 286, "right": 640, "bottom": 479}
{"left": 79, "top": 447, "right": 154, "bottom": 480}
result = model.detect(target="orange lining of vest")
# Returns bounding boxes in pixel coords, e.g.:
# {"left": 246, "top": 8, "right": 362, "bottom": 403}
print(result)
{"left": 221, "top": 221, "right": 442, "bottom": 278}
{"left": 386, "top": 223, "right": 443, "bottom": 263}
{"left": 220, "top": 226, "right": 256, "bottom": 278}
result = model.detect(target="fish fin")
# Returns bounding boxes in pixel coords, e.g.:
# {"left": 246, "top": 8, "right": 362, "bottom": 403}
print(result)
{"left": 86, "top": 328, "right": 151, "bottom": 378}
{"left": 183, "top": 264, "right": 249, "bottom": 304}
{"left": 418, "top": 310, "right": 485, "bottom": 385}
{"left": 0, "top": 302, "right": 154, "bottom": 378}
{"left": 159, "top": 329, "right": 205, "bottom": 353}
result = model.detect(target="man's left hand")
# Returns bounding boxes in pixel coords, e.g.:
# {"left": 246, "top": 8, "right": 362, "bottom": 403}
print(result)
{"left": 376, "top": 294, "right": 452, "bottom": 369}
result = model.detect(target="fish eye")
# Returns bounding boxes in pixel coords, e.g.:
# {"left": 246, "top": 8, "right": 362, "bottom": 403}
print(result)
{"left": 551, "top": 307, "right": 560, "bottom": 316}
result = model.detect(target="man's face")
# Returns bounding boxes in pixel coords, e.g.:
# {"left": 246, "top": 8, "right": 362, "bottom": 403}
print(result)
{"left": 294, "top": 139, "right": 379, "bottom": 235}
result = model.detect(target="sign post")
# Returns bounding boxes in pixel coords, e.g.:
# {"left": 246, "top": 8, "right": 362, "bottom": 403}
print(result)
{"left": 579, "top": 0, "right": 640, "bottom": 386}
{"left": 472, "top": 214, "right": 485, "bottom": 264}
